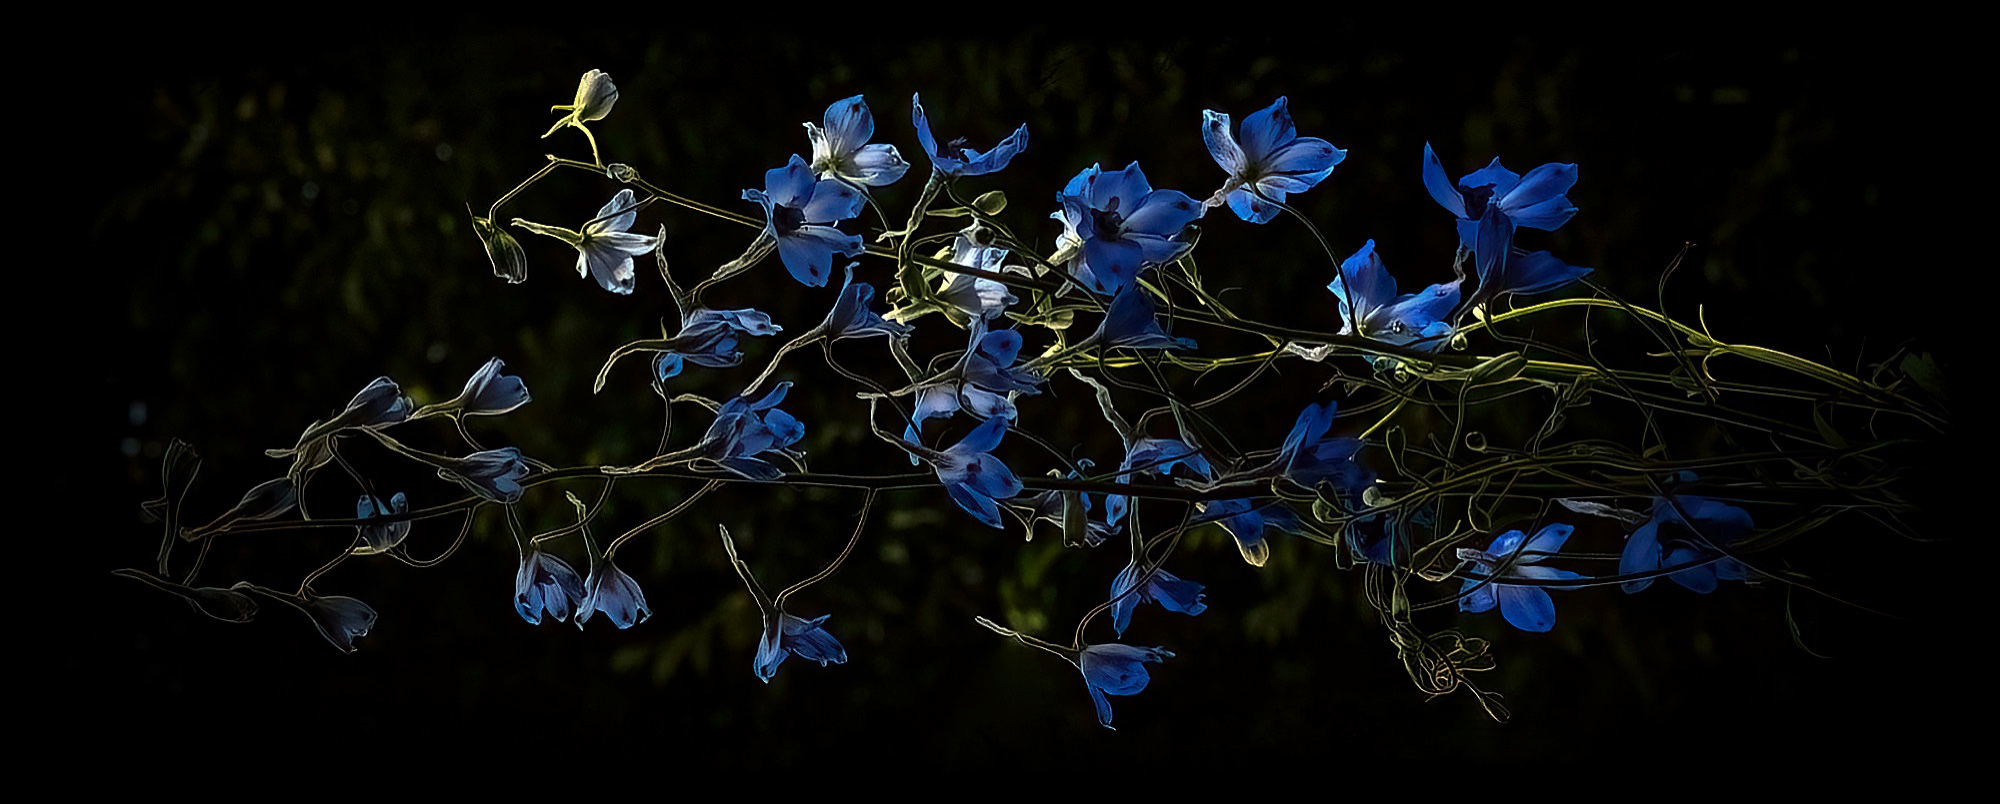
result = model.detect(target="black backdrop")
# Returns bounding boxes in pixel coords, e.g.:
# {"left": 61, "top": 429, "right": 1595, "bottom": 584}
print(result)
{"left": 71, "top": 25, "right": 1965, "bottom": 776}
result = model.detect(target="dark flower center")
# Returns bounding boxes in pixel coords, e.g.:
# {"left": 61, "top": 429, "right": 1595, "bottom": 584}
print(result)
{"left": 1091, "top": 197, "right": 1126, "bottom": 239}
{"left": 773, "top": 204, "right": 806, "bottom": 234}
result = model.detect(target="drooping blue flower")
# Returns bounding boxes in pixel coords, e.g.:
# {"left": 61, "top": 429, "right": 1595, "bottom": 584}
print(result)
{"left": 1193, "top": 498, "right": 1305, "bottom": 567}
{"left": 1328, "top": 239, "right": 1461, "bottom": 351}
{"left": 353, "top": 492, "right": 410, "bottom": 555}
{"left": 1620, "top": 496, "right": 1754, "bottom": 594}
{"left": 746, "top": 154, "right": 867, "bottom": 287}
{"left": 1423, "top": 143, "right": 1579, "bottom": 246}
{"left": 824, "top": 263, "right": 913, "bottom": 340}
{"left": 912, "top": 93, "right": 1029, "bottom": 178}
{"left": 1467, "top": 209, "right": 1593, "bottom": 304}
{"left": 1104, "top": 437, "right": 1212, "bottom": 529}
{"left": 1261, "top": 402, "right": 1370, "bottom": 492}
{"left": 912, "top": 415, "right": 1023, "bottom": 528}
{"left": 1108, "top": 561, "right": 1208, "bottom": 637}
{"left": 1091, "top": 284, "right": 1197, "bottom": 351}
{"left": 1079, "top": 642, "right": 1174, "bottom": 729}
{"left": 514, "top": 546, "right": 585, "bottom": 625}
{"left": 756, "top": 613, "right": 847, "bottom": 680}
{"left": 806, "top": 95, "right": 908, "bottom": 187}
{"left": 1458, "top": 524, "right": 1585, "bottom": 633}
{"left": 720, "top": 524, "right": 850, "bottom": 683}
{"left": 453, "top": 358, "right": 532, "bottom": 416}
{"left": 577, "top": 559, "right": 651, "bottom": 630}
{"left": 651, "top": 307, "right": 783, "bottom": 382}
{"left": 697, "top": 383, "right": 807, "bottom": 481}
{"left": 438, "top": 447, "right": 530, "bottom": 503}
{"left": 1051, "top": 162, "right": 1204, "bottom": 296}
{"left": 1201, "top": 96, "right": 1346, "bottom": 224}
{"left": 512, "top": 189, "right": 659, "bottom": 295}
{"left": 964, "top": 326, "right": 1047, "bottom": 396}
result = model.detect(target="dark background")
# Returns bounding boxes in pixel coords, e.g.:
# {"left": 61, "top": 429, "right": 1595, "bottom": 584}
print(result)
{"left": 71, "top": 26, "right": 1963, "bottom": 775}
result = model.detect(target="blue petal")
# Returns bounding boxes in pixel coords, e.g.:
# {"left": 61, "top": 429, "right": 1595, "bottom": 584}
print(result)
{"left": 1621, "top": 520, "right": 1662, "bottom": 594}
{"left": 764, "top": 155, "right": 815, "bottom": 209}
{"left": 961, "top": 124, "right": 1030, "bottom": 177}
{"left": 911, "top": 94, "right": 942, "bottom": 165}
{"left": 1237, "top": 97, "right": 1296, "bottom": 164}
{"left": 1499, "top": 162, "right": 1579, "bottom": 218}
{"left": 1225, "top": 187, "right": 1281, "bottom": 224}
{"left": 1080, "top": 236, "right": 1144, "bottom": 296}
{"left": 1259, "top": 137, "right": 1344, "bottom": 185}
{"left": 782, "top": 613, "right": 848, "bottom": 665}
{"left": 1497, "top": 586, "right": 1556, "bottom": 632}
{"left": 1090, "top": 162, "right": 1154, "bottom": 214}
{"left": 1460, "top": 576, "right": 1498, "bottom": 613}
{"left": 1505, "top": 251, "right": 1592, "bottom": 297}
{"left": 1422, "top": 144, "right": 1467, "bottom": 219}
{"left": 1202, "top": 110, "right": 1245, "bottom": 176}
{"left": 802, "top": 179, "right": 865, "bottom": 224}
{"left": 1122, "top": 190, "right": 1204, "bottom": 238}
{"left": 821, "top": 95, "right": 874, "bottom": 158}
{"left": 1458, "top": 157, "right": 1521, "bottom": 198}
{"left": 944, "top": 482, "right": 1003, "bottom": 528}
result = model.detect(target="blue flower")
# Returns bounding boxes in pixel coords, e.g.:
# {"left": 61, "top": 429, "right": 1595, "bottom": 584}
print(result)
{"left": 720, "top": 524, "right": 849, "bottom": 683}
{"left": 1467, "top": 210, "right": 1593, "bottom": 303}
{"left": 1193, "top": 498, "right": 1305, "bottom": 567}
{"left": 1201, "top": 96, "right": 1346, "bottom": 224}
{"left": 825, "top": 264, "right": 913, "bottom": 340}
{"left": 1328, "top": 240, "right": 1461, "bottom": 351}
{"left": 437, "top": 447, "right": 530, "bottom": 503}
{"left": 902, "top": 324, "right": 1042, "bottom": 460}
{"left": 352, "top": 492, "right": 410, "bottom": 555}
{"left": 1091, "top": 284, "right": 1197, "bottom": 351}
{"left": 697, "top": 383, "right": 806, "bottom": 481}
{"left": 806, "top": 95, "right": 908, "bottom": 187}
{"left": 577, "top": 559, "right": 651, "bottom": 630}
{"left": 652, "top": 307, "right": 782, "bottom": 382}
{"left": 1264, "top": 402, "right": 1370, "bottom": 492}
{"left": 1109, "top": 561, "right": 1208, "bottom": 637}
{"left": 1051, "top": 162, "right": 1204, "bottom": 296}
{"left": 512, "top": 189, "right": 659, "bottom": 295}
{"left": 912, "top": 93, "right": 1029, "bottom": 178}
{"left": 912, "top": 415, "right": 1023, "bottom": 528}
{"left": 963, "top": 325, "right": 1046, "bottom": 396}
{"left": 1423, "top": 143, "right": 1579, "bottom": 245}
{"left": 756, "top": 613, "right": 847, "bottom": 681}
{"left": 1620, "top": 496, "right": 1754, "bottom": 594}
{"left": 514, "top": 546, "right": 584, "bottom": 625}
{"left": 1103, "top": 437, "right": 1212, "bottom": 529}
{"left": 1079, "top": 642, "right": 1174, "bottom": 729}
{"left": 746, "top": 154, "right": 866, "bottom": 287}
{"left": 1458, "top": 524, "right": 1585, "bottom": 633}
{"left": 283, "top": 376, "right": 412, "bottom": 450}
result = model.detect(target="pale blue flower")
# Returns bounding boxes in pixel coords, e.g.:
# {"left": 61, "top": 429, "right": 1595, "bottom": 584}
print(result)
{"left": 514, "top": 546, "right": 584, "bottom": 625}
{"left": 353, "top": 492, "right": 410, "bottom": 555}
{"left": 807, "top": 95, "right": 909, "bottom": 186}
{"left": 577, "top": 559, "right": 651, "bottom": 630}
{"left": 437, "top": 447, "right": 530, "bottom": 503}
{"left": 1079, "top": 642, "right": 1174, "bottom": 729}
{"left": 513, "top": 189, "right": 659, "bottom": 295}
